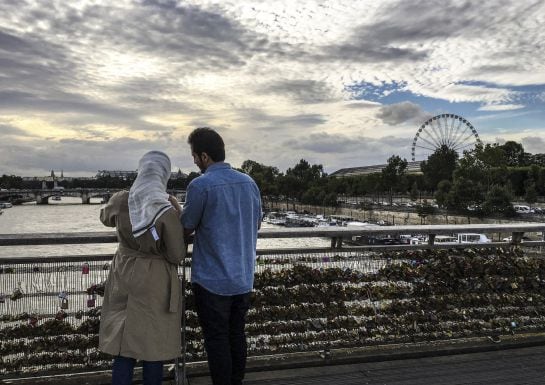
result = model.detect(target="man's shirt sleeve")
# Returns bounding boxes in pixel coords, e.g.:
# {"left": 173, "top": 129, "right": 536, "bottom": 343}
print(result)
{"left": 181, "top": 182, "right": 205, "bottom": 231}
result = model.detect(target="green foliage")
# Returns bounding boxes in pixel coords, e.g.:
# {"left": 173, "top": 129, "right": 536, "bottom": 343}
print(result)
{"left": 445, "top": 177, "right": 485, "bottom": 214}
{"left": 481, "top": 185, "right": 515, "bottom": 217}
{"left": 240, "top": 160, "right": 280, "bottom": 196}
{"left": 420, "top": 145, "right": 458, "bottom": 190}
{"left": 416, "top": 203, "right": 437, "bottom": 218}
{"left": 524, "top": 180, "right": 538, "bottom": 204}
{"left": 434, "top": 180, "right": 451, "bottom": 208}
{"left": 409, "top": 181, "right": 419, "bottom": 201}
{"left": 0, "top": 175, "right": 23, "bottom": 189}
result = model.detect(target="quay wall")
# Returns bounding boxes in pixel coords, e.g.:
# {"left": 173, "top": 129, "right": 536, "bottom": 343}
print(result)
{"left": 265, "top": 201, "right": 534, "bottom": 239}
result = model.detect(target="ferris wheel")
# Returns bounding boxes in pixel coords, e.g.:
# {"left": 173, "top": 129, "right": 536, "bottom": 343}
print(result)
{"left": 411, "top": 114, "right": 482, "bottom": 161}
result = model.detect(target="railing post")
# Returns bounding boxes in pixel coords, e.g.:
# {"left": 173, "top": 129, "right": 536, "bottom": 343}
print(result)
{"left": 511, "top": 232, "right": 523, "bottom": 245}
{"left": 330, "top": 237, "right": 343, "bottom": 249}
{"left": 427, "top": 234, "right": 436, "bottom": 245}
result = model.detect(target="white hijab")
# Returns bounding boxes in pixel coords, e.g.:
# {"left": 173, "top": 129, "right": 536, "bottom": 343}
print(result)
{"left": 129, "top": 151, "right": 172, "bottom": 238}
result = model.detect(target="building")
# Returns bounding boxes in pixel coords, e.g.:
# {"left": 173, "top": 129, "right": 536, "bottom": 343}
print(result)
{"left": 330, "top": 161, "right": 423, "bottom": 178}
{"left": 96, "top": 170, "right": 187, "bottom": 180}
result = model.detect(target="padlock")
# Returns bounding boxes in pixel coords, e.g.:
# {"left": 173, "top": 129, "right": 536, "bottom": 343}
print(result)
{"left": 75, "top": 310, "right": 84, "bottom": 320}
{"left": 11, "top": 287, "right": 23, "bottom": 301}
{"left": 55, "top": 310, "right": 67, "bottom": 321}
{"left": 87, "top": 294, "right": 96, "bottom": 308}
{"left": 82, "top": 262, "right": 90, "bottom": 275}
{"left": 0, "top": 293, "right": 5, "bottom": 303}
{"left": 28, "top": 314, "right": 38, "bottom": 327}
{"left": 61, "top": 298, "right": 69, "bottom": 310}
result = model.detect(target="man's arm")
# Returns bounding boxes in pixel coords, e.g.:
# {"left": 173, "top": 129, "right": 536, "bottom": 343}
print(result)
{"left": 181, "top": 182, "right": 206, "bottom": 237}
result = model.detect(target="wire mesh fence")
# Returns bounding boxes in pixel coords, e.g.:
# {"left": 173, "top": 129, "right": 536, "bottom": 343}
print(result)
{"left": 2, "top": 244, "right": 545, "bottom": 378}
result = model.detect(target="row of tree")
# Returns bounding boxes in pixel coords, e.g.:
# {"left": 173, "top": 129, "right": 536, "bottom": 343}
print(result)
{"left": 239, "top": 141, "right": 545, "bottom": 218}
{"left": 2, "top": 140, "right": 543, "bottom": 218}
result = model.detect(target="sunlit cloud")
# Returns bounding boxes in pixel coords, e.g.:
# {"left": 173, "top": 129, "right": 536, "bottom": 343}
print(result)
{"left": 0, "top": 0, "right": 544, "bottom": 175}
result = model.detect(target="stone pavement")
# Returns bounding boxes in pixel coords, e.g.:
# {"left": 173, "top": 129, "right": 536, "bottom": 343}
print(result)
{"left": 187, "top": 345, "right": 545, "bottom": 385}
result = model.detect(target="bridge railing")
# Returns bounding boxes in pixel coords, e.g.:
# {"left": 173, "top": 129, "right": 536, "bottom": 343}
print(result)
{"left": 1, "top": 223, "right": 545, "bottom": 381}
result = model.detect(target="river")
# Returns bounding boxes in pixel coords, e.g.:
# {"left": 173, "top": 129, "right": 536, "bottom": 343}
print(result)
{"left": 0, "top": 197, "right": 329, "bottom": 258}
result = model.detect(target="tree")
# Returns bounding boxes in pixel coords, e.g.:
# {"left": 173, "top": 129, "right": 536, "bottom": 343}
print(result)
{"left": 482, "top": 185, "right": 515, "bottom": 217}
{"left": 381, "top": 155, "right": 408, "bottom": 204}
{"left": 500, "top": 141, "right": 527, "bottom": 167}
{"left": 416, "top": 203, "right": 437, "bottom": 224}
{"left": 282, "top": 159, "right": 326, "bottom": 203}
{"left": 525, "top": 179, "right": 538, "bottom": 204}
{"left": 420, "top": 145, "right": 458, "bottom": 190}
{"left": 240, "top": 160, "right": 280, "bottom": 197}
{"left": 434, "top": 180, "right": 451, "bottom": 208}
{"left": 410, "top": 181, "right": 419, "bottom": 201}
{"left": 445, "top": 177, "right": 485, "bottom": 214}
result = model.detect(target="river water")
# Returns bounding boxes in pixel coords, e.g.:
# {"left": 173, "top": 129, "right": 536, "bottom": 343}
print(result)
{"left": 0, "top": 197, "right": 329, "bottom": 258}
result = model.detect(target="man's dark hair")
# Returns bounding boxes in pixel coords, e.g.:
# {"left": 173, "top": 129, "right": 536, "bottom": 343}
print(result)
{"left": 187, "top": 127, "right": 225, "bottom": 162}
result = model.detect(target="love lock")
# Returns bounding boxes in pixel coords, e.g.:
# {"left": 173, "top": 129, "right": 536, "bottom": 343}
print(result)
{"left": 87, "top": 294, "right": 96, "bottom": 308}
{"left": 11, "top": 286, "right": 23, "bottom": 301}
{"left": 28, "top": 314, "right": 38, "bottom": 327}
{"left": 55, "top": 310, "right": 67, "bottom": 321}
{"left": 82, "top": 262, "right": 90, "bottom": 275}
{"left": 0, "top": 293, "right": 5, "bottom": 304}
{"left": 61, "top": 298, "right": 69, "bottom": 310}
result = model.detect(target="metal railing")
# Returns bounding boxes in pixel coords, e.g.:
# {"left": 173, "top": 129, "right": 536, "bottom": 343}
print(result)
{"left": 1, "top": 224, "right": 545, "bottom": 381}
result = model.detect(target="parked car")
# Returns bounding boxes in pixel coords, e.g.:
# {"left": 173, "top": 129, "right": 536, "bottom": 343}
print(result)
{"left": 502, "top": 235, "right": 531, "bottom": 243}
{"left": 514, "top": 205, "right": 534, "bottom": 214}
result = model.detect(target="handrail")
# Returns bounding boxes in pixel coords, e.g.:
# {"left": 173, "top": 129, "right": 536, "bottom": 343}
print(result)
{"left": 1, "top": 223, "right": 544, "bottom": 246}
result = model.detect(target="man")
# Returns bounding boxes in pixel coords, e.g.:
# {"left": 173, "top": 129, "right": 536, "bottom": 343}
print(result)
{"left": 181, "top": 127, "right": 262, "bottom": 385}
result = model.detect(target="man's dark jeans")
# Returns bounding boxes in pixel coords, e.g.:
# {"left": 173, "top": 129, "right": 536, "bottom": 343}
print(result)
{"left": 193, "top": 283, "right": 251, "bottom": 385}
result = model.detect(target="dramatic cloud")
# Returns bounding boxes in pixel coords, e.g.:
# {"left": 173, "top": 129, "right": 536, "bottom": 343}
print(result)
{"left": 0, "top": 0, "right": 544, "bottom": 175}
{"left": 376, "top": 101, "right": 431, "bottom": 125}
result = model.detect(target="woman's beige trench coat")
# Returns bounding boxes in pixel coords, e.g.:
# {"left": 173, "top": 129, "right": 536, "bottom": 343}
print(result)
{"left": 98, "top": 191, "right": 185, "bottom": 361}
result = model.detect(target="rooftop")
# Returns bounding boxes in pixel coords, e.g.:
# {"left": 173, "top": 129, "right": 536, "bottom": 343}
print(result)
{"left": 330, "top": 161, "right": 423, "bottom": 178}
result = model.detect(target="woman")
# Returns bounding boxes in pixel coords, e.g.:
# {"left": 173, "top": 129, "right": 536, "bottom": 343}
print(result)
{"left": 99, "top": 151, "right": 185, "bottom": 385}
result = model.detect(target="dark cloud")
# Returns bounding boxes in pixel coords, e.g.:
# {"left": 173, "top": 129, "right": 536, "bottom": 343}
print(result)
{"left": 353, "top": 1, "right": 539, "bottom": 44}
{"left": 234, "top": 108, "right": 327, "bottom": 131}
{"left": 261, "top": 79, "right": 337, "bottom": 104}
{"left": 0, "top": 90, "right": 172, "bottom": 131}
{"left": 0, "top": 136, "right": 194, "bottom": 175}
{"left": 0, "top": 123, "right": 34, "bottom": 137}
{"left": 321, "top": 43, "right": 427, "bottom": 63}
{"left": 285, "top": 132, "right": 413, "bottom": 155}
{"left": 376, "top": 101, "right": 431, "bottom": 125}
{"left": 318, "top": 0, "right": 541, "bottom": 65}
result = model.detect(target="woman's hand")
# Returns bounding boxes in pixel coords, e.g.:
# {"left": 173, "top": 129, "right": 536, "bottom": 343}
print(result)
{"left": 169, "top": 195, "right": 182, "bottom": 216}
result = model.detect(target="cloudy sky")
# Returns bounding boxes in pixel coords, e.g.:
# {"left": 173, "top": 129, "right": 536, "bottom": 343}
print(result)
{"left": 1, "top": 0, "right": 544, "bottom": 176}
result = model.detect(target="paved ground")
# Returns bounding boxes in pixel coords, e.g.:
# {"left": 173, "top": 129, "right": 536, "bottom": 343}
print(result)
{"left": 186, "top": 345, "right": 545, "bottom": 385}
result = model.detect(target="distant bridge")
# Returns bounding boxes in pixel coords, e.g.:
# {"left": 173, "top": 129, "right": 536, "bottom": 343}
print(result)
{"left": 0, "top": 189, "right": 186, "bottom": 205}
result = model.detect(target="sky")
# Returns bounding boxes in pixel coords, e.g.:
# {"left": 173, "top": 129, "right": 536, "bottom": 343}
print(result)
{"left": 1, "top": 0, "right": 544, "bottom": 177}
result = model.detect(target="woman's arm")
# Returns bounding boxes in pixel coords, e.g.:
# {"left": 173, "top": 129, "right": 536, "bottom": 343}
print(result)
{"left": 158, "top": 209, "right": 186, "bottom": 265}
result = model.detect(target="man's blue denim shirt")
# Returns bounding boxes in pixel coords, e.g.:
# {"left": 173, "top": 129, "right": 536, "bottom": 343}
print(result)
{"left": 181, "top": 162, "right": 262, "bottom": 295}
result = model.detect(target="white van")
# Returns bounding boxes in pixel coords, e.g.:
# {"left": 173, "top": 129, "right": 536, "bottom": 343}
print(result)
{"left": 457, "top": 233, "right": 491, "bottom": 244}
{"left": 514, "top": 205, "right": 534, "bottom": 214}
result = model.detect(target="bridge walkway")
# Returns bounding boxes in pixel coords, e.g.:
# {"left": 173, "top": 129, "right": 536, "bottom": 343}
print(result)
{"left": 189, "top": 344, "right": 545, "bottom": 385}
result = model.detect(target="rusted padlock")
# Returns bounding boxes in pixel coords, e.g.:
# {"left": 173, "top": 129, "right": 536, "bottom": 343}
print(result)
{"left": 82, "top": 262, "right": 90, "bottom": 274}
